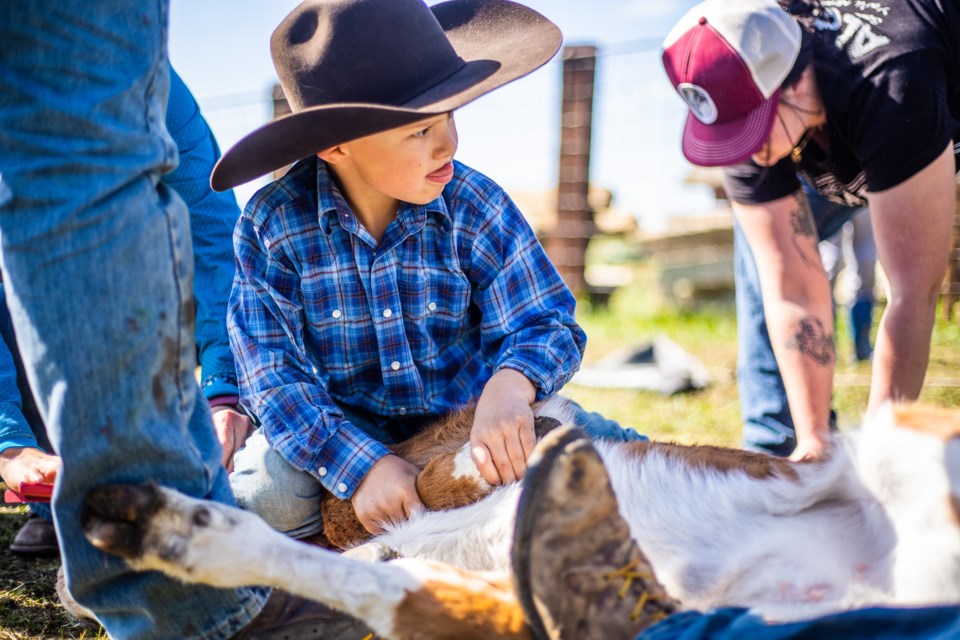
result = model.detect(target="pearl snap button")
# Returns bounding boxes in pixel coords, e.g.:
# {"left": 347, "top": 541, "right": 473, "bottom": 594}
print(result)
{"left": 332, "top": 309, "right": 342, "bottom": 319}
{"left": 338, "top": 483, "right": 348, "bottom": 493}
{"left": 391, "top": 361, "right": 401, "bottom": 371}
{"left": 427, "top": 302, "right": 437, "bottom": 311}
{"left": 382, "top": 308, "right": 392, "bottom": 318}
{"left": 318, "top": 467, "right": 327, "bottom": 477}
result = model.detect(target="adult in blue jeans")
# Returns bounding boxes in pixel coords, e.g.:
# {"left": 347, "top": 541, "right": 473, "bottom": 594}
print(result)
{"left": 0, "top": 66, "right": 253, "bottom": 557}
{"left": 734, "top": 182, "right": 863, "bottom": 456}
{"left": 0, "top": 2, "right": 368, "bottom": 638}
{"left": 661, "top": 0, "right": 958, "bottom": 460}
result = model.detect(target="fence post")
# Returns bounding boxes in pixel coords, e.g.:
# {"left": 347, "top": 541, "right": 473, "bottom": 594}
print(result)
{"left": 544, "top": 45, "right": 597, "bottom": 297}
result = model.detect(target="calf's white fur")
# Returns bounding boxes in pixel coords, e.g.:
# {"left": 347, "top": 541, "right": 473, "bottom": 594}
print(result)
{"left": 82, "top": 400, "right": 960, "bottom": 639}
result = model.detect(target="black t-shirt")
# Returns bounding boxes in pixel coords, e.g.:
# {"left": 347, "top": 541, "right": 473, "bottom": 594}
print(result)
{"left": 723, "top": 0, "right": 960, "bottom": 207}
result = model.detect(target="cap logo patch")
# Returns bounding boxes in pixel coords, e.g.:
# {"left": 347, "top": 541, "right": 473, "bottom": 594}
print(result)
{"left": 678, "top": 83, "right": 718, "bottom": 124}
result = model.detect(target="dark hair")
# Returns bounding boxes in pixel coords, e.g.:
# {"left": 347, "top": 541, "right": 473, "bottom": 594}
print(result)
{"left": 777, "top": 0, "right": 823, "bottom": 90}
{"left": 777, "top": 0, "right": 824, "bottom": 27}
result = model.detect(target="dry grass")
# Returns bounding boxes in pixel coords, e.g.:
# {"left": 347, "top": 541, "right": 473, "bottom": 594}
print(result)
{"left": 0, "top": 507, "right": 102, "bottom": 639}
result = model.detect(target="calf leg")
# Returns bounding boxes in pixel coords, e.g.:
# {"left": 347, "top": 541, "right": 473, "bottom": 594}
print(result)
{"left": 83, "top": 484, "right": 530, "bottom": 640}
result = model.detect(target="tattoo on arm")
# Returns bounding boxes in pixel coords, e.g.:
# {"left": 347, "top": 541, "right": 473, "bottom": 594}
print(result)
{"left": 788, "top": 198, "right": 820, "bottom": 271}
{"left": 786, "top": 317, "right": 836, "bottom": 366}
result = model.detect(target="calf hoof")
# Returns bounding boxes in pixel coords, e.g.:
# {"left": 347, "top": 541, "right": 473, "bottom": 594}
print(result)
{"left": 82, "top": 483, "right": 164, "bottom": 560}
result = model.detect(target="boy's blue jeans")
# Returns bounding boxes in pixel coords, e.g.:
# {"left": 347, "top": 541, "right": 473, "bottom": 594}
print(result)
{"left": 231, "top": 399, "right": 647, "bottom": 538}
{"left": 735, "top": 186, "right": 862, "bottom": 456}
{"left": 0, "top": 3, "right": 266, "bottom": 638}
{"left": 640, "top": 606, "right": 960, "bottom": 639}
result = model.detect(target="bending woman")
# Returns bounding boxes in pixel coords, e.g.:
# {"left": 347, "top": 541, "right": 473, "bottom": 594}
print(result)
{"left": 661, "top": 0, "right": 958, "bottom": 459}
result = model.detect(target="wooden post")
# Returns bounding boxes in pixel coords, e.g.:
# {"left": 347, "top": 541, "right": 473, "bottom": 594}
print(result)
{"left": 544, "top": 45, "right": 597, "bottom": 297}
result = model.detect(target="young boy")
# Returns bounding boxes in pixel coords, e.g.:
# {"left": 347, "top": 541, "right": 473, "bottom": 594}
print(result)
{"left": 216, "top": 0, "right": 643, "bottom": 539}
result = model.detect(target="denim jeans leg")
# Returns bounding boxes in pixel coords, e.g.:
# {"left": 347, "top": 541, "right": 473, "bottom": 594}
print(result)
{"left": 0, "top": 3, "right": 265, "bottom": 638}
{"left": 230, "top": 429, "right": 327, "bottom": 539}
{"left": 736, "top": 183, "right": 861, "bottom": 456}
{"left": 229, "top": 404, "right": 393, "bottom": 540}
{"left": 566, "top": 398, "right": 649, "bottom": 443}
{"left": 734, "top": 220, "right": 798, "bottom": 456}
{"left": 637, "top": 605, "right": 960, "bottom": 640}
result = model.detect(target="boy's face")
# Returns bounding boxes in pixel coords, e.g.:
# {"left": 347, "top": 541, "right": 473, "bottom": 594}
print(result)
{"left": 330, "top": 112, "right": 459, "bottom": 208}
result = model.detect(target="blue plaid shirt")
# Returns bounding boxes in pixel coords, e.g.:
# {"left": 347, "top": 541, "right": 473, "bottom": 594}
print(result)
{"left": 229, "top": 157, "right": 586, "bottom": 499}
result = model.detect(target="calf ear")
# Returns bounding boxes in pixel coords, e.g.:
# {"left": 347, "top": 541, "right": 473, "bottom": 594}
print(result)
{"left": 533, "top": 415, "right": 562, "bottom": 439}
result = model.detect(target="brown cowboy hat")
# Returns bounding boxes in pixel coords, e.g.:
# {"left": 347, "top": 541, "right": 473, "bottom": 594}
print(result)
{"left": 210, "top": 0, "right": 562, "bottom": 192}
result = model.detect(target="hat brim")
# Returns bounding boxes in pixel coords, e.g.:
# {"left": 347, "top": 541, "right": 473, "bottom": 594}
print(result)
{"left": 680, "top": 88, "right": 781, "bottom": 168}
{"left": 211, "top": 0, "right": 562, "bottom": 192}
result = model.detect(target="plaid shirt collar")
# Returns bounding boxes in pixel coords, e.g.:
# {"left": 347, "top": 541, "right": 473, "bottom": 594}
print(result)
{"left": 315, "top": 161, "right": 453, "bottom": 243}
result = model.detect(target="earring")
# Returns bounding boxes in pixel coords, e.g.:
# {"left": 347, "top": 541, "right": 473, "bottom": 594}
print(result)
{"left": 791, "top": 126, "right": 819, "bottom": 164}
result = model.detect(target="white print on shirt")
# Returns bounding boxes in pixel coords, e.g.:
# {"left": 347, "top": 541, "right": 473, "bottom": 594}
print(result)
{"left": 854, "top": 1, "right": 889, "bottom": 17}
{"left": 818, "top": 1, "right": 891, "bottom": 60}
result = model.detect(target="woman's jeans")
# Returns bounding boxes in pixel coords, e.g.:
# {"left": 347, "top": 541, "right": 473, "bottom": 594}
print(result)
{"left": 231, "top": 399, "right": 647, "bottom": 538}
{"left": 0, "top": 3, "right": 265, "bottom": 637}
{"left": 735, "top": 185, "right": 863, "bottom": 456}
{"left": 638, "top": 605, "right": 960, "bottom": 640}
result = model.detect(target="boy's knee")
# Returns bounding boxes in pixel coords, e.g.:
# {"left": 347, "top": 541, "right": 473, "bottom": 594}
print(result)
{"left": 229, "top": 430, "right": 324, "bottom": 536}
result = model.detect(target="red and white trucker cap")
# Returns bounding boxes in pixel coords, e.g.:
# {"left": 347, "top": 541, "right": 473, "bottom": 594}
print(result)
{"left": 661, "top": 0, "right": 801, "bottom": 166}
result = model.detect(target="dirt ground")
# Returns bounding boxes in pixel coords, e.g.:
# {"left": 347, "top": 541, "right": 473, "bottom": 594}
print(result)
{"left": 0, "top": 506, "right": 102, "bottom": 639}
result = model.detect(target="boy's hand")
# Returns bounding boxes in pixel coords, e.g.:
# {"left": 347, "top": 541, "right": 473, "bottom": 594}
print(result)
{"left": 0, "top": 447, "right": 61, "bottom": 492}
{"left": 350, "top": 454, "right": 423, "bottom": 534}
{"left": 470, "top": 368, "right": 537, "bottom": 485}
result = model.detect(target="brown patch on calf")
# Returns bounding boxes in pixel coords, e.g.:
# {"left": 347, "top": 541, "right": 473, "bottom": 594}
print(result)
{"left": 891, "top": 403, "right": 960, "bottom": 441}
{"left": 416, "top": 452, "right": 492, "bottom": 511}
{"left": 886, "top": 404, "right": 960, "bottom": 531}
{"left": 320, "top": 405, "right": 560, "bottom": 549}
{"left": 320, "top": 496, "right": 371, "bottom": 550}
{"left": 321, "top": 405, "right": 480, "bottom": 550}
{"left": 619, "top": 440, "right": 800, "bottom": 481}
{"left": 321, "top": 401, "right": 565, "bottom": 550}
{"left": 392, "top": 571, "right": 531, "bottom": 640}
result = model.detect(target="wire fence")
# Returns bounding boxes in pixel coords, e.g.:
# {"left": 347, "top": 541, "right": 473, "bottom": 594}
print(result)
{"left": 195, "top": 37, "right": 718, "bottom": 232}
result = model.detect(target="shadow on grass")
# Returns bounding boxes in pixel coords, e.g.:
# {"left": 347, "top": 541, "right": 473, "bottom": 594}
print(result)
{"left": 0, "top": 507, "right": 103, "bottom": 639}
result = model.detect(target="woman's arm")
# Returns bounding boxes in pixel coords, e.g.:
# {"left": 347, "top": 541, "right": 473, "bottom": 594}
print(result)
{"left": 733, "top": 190, "right": 835, "bottom": 460}
{"left": 866, "top": 143, "right": 955, "bottom": 410}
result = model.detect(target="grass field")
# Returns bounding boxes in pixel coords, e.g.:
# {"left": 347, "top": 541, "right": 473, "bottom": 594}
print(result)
{"left": 1, "top": 259, "right": 959, "bottom": 638}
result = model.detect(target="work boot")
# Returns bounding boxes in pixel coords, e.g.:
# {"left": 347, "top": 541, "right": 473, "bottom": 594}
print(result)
{"left": 512, "top": 427, "right": 679, "bottom": 640}
{"left": 9, "top": 512, "right": 59, "bottom": 557}
{"left": 229, "top": 588, "right": 374, "bottom": 639}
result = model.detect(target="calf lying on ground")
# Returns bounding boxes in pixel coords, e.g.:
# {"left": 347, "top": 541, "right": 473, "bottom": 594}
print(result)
{"left": 82, "top": 399, "right": 960, "bottom": 639}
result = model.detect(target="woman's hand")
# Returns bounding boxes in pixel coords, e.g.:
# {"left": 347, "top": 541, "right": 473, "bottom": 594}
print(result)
{"left": 0, "top": 447, "right": 61, "bottom": 492}
{"left": 211, "top": 405, "right": 254, "bottom": 472}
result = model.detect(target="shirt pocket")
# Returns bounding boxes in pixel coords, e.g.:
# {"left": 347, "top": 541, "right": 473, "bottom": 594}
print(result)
{"left": 301, "top": 276, "right": 374, "bottom": 373}
{"left": 401, "top": 266, "right": 472, "bottom": 343}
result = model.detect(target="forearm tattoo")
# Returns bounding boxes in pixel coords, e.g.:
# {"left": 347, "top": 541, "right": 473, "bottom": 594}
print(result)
{"left": 789, "top": 197, "right": 820, "bottom": 271}
{"left": 786, "top": 317, "right": 835, "bottom": 366}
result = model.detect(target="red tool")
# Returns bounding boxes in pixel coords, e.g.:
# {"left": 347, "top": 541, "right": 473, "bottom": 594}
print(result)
{"left": 3, "top": 481, "right": 53, "bottom": 504}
